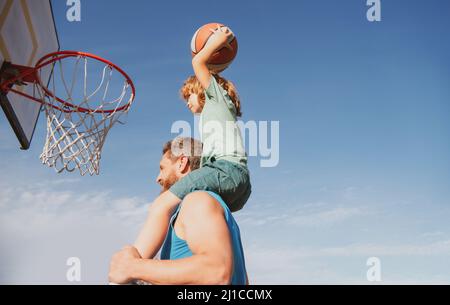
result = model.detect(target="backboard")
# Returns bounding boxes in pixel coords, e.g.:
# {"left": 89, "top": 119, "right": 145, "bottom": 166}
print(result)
{"left": 0, "top": 0, "right": 59, "bottom": 150}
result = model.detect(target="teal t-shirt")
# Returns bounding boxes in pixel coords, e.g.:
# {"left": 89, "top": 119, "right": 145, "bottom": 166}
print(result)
{"left": 160, "top": 191, "right": 248, "bottom": 285}
{"left": 199, "top": 76, "right": 247, "bottom": 166}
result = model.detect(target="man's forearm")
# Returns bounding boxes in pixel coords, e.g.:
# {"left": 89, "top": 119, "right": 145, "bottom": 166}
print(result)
{"left": 130, "top": 254, "right": 231, "bottom": 285}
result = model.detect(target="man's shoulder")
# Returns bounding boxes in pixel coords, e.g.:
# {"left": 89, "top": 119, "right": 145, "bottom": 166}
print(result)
{"left": 178, "top": 191, "right": 225, "bottom": 220}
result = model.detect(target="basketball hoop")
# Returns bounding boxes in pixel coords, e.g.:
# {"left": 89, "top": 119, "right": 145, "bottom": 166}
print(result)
{"left": 0, "top": 51, "right": 136, "bottom": 176}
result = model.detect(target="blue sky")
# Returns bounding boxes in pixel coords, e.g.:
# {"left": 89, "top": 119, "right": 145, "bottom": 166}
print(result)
{"left": 1, "top": 0, "right": 450, "bottom": 284}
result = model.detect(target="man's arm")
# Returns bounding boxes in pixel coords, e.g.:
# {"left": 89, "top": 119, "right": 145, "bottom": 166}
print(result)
{"left": 133, "top": 190, "right": 181, "bottom": 259}
{"left": 109, "top": 192, "right": 233, "bottom": 285}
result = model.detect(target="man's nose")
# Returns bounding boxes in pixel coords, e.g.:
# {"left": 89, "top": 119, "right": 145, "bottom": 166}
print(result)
{"left": 156, "top": 175, "right": 162, "bottom": 185}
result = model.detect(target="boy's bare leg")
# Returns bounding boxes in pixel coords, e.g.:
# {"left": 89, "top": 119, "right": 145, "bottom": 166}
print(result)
{"left": 134, "top": 190, "right": 181, "bottom": 259}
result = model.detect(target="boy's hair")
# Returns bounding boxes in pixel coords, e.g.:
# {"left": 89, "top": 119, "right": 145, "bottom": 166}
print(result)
{"left": 180, "top": 74, "right": 242, "bottom": 117}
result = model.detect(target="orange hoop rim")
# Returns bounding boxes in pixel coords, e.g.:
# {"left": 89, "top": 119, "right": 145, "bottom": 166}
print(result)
{"left": 1, "top": 51, "right": 135, "bottom": 114}
{"left": 36, "top": 51, "right": 135, "bottom": 114}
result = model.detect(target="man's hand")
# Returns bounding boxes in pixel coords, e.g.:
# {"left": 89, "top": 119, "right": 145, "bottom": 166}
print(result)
{"left": 109, "top": 245, "right": 141, "bottom": 284}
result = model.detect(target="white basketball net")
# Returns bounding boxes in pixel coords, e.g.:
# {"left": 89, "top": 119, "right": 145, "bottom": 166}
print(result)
{"left": 35, "top": 55, "right": 134, "bottom": 176}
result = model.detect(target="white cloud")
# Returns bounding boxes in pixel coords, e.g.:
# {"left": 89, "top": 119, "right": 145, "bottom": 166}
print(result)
{"left": 244, "top": 241, "right": 450, "bottom": 284}
{"left": 246, "top": 240, "right": 450, "bottom": 260}
{"left": 319, "top": 240, "right": 450, "bottom": 257}
{"left": 287, "top": 206, "right": 365, "bottom": 227}
{"left": 236, "top": 203, "right": 368, "bottom": 228}
{"left": 1, "top": 178, "right": 449, "bottom": 285}
{"left": 0, "top": 180, "right": 149, "bottom": 284}
{"left": 420, "top": 231, "right": 445, "bottom": 239}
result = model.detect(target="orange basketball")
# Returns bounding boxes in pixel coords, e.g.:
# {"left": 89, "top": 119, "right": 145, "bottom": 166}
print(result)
{"left": 191, "top": 23, "right": 238, "bottom": 72}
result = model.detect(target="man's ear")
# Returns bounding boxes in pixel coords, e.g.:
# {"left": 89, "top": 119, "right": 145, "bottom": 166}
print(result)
{"left": 178, "top": 156, "right": 190, "bottom": 173}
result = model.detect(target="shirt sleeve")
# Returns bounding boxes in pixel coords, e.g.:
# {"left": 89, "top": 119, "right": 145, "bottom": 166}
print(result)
{"left": 204, "top": 75, "right": 237, "bottom": 116}
{"left": 205, "top": 76, "right": 227, "bottom": 104}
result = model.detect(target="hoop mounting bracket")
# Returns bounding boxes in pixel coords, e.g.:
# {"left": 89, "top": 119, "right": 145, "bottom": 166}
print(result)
{"left": 0, "top": 62, "right": 37, "bottom": 93}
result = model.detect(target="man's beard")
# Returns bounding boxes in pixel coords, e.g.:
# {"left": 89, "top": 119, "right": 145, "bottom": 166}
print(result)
{"left": 160, "top": 173, "right": 178, "bottom": 194}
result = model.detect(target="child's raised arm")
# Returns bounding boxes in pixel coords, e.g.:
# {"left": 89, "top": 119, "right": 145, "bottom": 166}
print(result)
{"left": 192, "top": 25, "right": 234, "bottom": 90}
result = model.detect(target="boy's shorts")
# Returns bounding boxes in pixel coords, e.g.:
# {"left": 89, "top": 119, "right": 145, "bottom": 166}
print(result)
{"left": 169, "top": 158, "right": 251, "bottom": 212}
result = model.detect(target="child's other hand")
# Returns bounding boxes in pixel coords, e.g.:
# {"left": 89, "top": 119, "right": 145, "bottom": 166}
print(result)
{"left": 205, "top": 25, "right": 234, "bottom": 52}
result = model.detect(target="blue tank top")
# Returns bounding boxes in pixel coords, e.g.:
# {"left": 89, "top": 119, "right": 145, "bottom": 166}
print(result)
{"left": 160, "top": 191, "right": 247, "bottom": 285}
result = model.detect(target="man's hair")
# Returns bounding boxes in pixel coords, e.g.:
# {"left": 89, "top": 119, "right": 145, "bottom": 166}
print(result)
{"left": 163, "top": 137, "right": 202, "bottom": 170}
{"left": 180, "top": 73, "right": 242, "bottom": 117}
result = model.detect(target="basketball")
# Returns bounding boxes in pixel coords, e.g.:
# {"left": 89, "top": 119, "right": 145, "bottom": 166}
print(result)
{"left": 191, "top": 23, "right": 238, "bottom": 72}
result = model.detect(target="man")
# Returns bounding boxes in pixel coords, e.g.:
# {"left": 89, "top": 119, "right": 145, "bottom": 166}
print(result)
{"left": 109, "top": 137, "right": 248, "bottom": 285}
